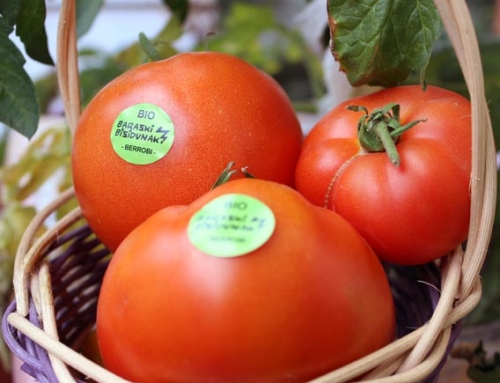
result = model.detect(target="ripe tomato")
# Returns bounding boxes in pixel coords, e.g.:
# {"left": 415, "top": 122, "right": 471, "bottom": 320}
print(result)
{"left": 295, "top": 85, "right": 471, "bottom": 265}
{"left": 72, "top": 51, "right": 303, "bottom": 251}
{"left": 96, "top": 178, "right": 395, "bottom": 383}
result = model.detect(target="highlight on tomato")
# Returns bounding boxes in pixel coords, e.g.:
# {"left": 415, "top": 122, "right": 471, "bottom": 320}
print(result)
{"left": 295, "top": 85, "right": 472, "bottom": 265}
{"left": 96, "top": 178, "right": 395, "bottom": 383}
{"left": 71, "top": 51, "right": 303, "bottom": 251}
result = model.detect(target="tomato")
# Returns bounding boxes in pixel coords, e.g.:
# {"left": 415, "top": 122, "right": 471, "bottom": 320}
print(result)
{"left": 96, "top": 178, "right": 395, "bottom": 383}
{"left": 295, "top": 85, "right": 471, "bottom": 265}
{"left": 72, "top": 51, "right": 303, "bottom": 251}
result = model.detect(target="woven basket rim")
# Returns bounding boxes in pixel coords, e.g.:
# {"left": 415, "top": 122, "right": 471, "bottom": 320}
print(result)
{"left": 4, "top": 0, "right": 497, "bottom": 382}
{"left": 2, "top": 190, "right": 485, "bottom": 383}
{"left": 3, "top": 191, "right": 477, "bottom": 383}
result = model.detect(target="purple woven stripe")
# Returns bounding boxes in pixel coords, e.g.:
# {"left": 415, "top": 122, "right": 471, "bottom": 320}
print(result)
{"left": 1, "top": 223, "right": 108, "bottom": 383}
{"left": 3, "top": 300, "right": 60, "bottom": 383}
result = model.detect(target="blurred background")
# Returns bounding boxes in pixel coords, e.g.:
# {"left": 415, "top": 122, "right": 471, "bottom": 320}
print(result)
{"left": 1, "top": 0, "right": 500, "bottom": 382}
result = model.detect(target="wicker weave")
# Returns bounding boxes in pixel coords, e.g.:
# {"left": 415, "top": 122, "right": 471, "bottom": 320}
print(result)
{"left": 2, "top": 0, "right": 496, "bottom": 382}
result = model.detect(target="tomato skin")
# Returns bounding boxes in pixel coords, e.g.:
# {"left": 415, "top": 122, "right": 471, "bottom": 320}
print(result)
{"left": 96, "top": 178, "right": 395, "bottom": 383}
{"left": 72, "top": 51, "right": 303, "bottom": 251}
{"left": 295, "top": 85, "right": 471, "bottom": 265}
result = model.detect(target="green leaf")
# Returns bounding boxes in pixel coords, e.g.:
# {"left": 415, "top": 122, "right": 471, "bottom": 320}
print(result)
{"left": 0, "top": 17, "right": 21, "bottom": 63}
{"left": 113, "top": 16, "right": 181, "bottom": 69}
{"left": 139, "top": 32, "right": 163, "bottom": 61}
{"left": 327, "top": 0, "right": 442, "bottom": 87}
{"left": 162, "top": 0, "right": 189, "bottom": 24}
{"left": 0, "top": 17, "right": 39, "bottom": 138}
{"left": 76, "top": 0, "right": 104, "bottom": 39}
{"left": 0, "top": 0, "right": 22, "bottom": 26}
{"left": 15, "top": 0, "right": 54, "bottom": 65}
{"left": 137, "top": 15, "right": 182, "bottom": 63}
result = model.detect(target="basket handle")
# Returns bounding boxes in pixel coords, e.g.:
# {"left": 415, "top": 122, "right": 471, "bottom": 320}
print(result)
{"left": 433, "top": 0, "right": 498, "bottom": 300}
{"left": 57, "top": 0, "right": 81, "bottom": 136}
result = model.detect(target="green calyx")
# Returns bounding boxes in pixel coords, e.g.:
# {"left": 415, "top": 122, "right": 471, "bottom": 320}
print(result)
{"left": 348, "top": 103, "right": 425, "bottom": 166}
{"left": 211, "top": 162, "right": 255, "bottom": 189}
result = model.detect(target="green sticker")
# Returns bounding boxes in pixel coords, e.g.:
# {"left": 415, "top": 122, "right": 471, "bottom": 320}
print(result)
{"left": 110, "top": 103, "right": 175, "bottom": 165}
{"left": 188, "top": 194, "right": 276, "bottom": 258}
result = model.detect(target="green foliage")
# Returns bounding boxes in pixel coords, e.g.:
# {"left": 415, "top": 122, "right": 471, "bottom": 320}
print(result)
{"left": 0, "top": 0, "right": 21, "bottom": 26}
{"left": 139, "top": 32, "right": 164, "bottom": 62}
{"left": 77, "top": 54, "right": 125, "bottom": 108}
{"left": 0, "top": 0, "right": 54, "bottom": 138}
{"left": 0, "top": 16, "right": 39, "bottom": 139}
{"left": 203, "top": 3, "right": 283, "bottom": 72}
{"left": 76, "top": 15, "right": 183, "bottom": 107}
{"left": 162, "top": 0, "right": 190, "bottom": 24}
{"left": 0, "top": 0, "right": 106, "bottom": 139}
{"left": 76, "top": 0, "right": 104, "bottom": 38}
{"left": 327, "top": 0, "right": 442, "bottom": 87}
{"left": 137, "top": 15, "right": 183, "bottom": 63}
{"left": 201, "top": 2, "right": 323, "bottom": 96}
{"left": 14, "top": 0, "right": 53, "bottom": 65}
{"left": 1, "top": 129, "right": 72, "bottom": 203}
{"left": 0, "top": 125, "right": 73, "bottom": 370}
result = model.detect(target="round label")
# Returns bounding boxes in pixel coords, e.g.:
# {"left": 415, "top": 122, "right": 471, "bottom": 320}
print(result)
{"left": 187, "top": 194, "right": 276, "bottom": 258}
{"left": 110, "top": 103, "right": 175, "bottom": 165}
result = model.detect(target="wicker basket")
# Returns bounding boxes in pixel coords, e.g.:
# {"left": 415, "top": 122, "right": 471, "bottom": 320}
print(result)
{"left": 2, "top": 0, "right": 497, "bottom": 382}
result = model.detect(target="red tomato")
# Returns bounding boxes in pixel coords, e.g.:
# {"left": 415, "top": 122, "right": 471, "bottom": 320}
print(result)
{"left": 72, "top": 51, "right": 303, "bottom": 251}
{"left": 96, "top": 178, "right": 395, "bottom": 383}
{"left": 295, "top": 85, "right": 471, "bottom": 265}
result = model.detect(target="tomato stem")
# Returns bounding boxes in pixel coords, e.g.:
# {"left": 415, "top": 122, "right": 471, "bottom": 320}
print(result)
{"left": 211, "top": 162, "right": 255, "bottom": 189}
{"left": 211, "top": 162, "right": 237, "bottom": 189}
{"left": 374, "top": 122, "right": 401, "bottom": 166}
{"left": 241, "top": 166, "right": 256, "bottom": 178}
{"left": 348, "top": 103, "right": 426, "bottom": 167}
